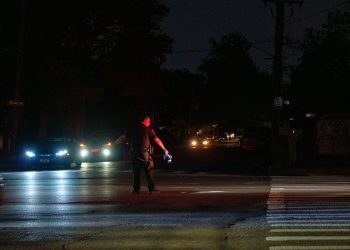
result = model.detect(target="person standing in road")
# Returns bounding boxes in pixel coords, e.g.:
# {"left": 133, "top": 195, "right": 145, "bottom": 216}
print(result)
{"left": 115, "top": 113, "right": 169, "bottom": 194}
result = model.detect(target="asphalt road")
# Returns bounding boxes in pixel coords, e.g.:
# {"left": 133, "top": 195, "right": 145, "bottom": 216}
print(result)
{"left": 0, "top": 160, "right": 270, "bottom": 249}
{"left": 0, "top": 144, "right": 350, "bottom": 250}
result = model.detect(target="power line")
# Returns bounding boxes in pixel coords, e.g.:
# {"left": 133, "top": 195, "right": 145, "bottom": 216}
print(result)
{"left": 172, "top": 49, "right": 209, "bottom": 54}
{"left": 252, "top": 38, "right": 275, "bottom": 45}
{"left": 251, "top": 44, "right": 274, "bottom": 57}
{"left": 171, "top": 45, "right": 274, "bottom": 59}
{"left": 287, "top": 0, "right": 348, "bottom": 26}
{"left": 169, "top": 0, "right": 349, "bottom": 77}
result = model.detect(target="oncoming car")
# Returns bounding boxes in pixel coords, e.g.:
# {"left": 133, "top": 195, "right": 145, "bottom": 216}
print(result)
{"left": 189, "top": 136, "right": 211, "bottom": 148}
{"left": 23, "top": 137, "right": 82, "bottom": 169}
{"left": 79, "top": 138, "right": 115, "bottom": 162}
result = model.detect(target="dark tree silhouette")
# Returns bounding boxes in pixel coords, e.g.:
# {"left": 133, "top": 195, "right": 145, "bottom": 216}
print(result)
{"left": 290, "top": 6, "right": 350, "bottom": 114}
{"left": 3, "top": 0, "right": 173, "bottom": 137}
{"left": 198, "top": 32, "right": 272, "bottom": 126}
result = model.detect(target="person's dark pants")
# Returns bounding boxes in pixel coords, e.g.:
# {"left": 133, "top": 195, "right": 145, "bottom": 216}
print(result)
{"left": 132, "top": 158, "right": 155, "bottom": 192}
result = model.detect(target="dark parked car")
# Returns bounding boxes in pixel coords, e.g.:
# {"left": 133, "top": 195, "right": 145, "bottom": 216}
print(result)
{"left": 23, "top": 137, "right": 82, "bottom": 169}
{"left": 239, "top": 126, "right": 272, "bottom": 152}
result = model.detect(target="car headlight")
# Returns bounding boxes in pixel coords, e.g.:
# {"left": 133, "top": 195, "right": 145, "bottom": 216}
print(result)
{"left": 56, "top": 149, "right": 68, "bottom": 157}
{"left": 202, "top": 140, "right": 209, "bottom": 145}
{"left": 191, "top": 140, "right": 198, "bottom": 146}
{"left": 102, "top": 148, "right": 111, "bottom": 156}
{"left": 25, "top": 151, "right": 35, "bottom": 158}
{"left": 80, "top": 149, "right": 88, "bottom": 157}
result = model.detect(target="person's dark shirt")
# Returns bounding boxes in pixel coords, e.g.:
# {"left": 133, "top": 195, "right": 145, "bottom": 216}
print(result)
{"left": 129, "top": 124, "right": 156, "bottom": 155}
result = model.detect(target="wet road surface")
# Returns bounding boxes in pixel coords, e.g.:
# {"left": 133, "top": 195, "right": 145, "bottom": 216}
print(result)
{"left": 1, "top": 159, "right": 349, "bottom": 249}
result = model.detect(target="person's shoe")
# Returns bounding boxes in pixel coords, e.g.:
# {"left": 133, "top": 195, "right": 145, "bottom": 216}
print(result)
{"left": 149, "top": 189, "right": 159, "bottom": 194}
{"left": 131, "top": 189, "right": 140, "bottom": 194}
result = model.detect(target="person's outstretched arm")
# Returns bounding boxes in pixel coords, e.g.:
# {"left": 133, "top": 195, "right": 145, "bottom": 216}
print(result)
{"left": 154, "top": 137, "right": 168, "bottom": 154}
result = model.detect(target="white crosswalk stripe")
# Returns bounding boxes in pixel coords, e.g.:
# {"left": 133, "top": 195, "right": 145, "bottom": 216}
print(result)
{"left": 266, "top": 176, "right": 350, "bottom": 250}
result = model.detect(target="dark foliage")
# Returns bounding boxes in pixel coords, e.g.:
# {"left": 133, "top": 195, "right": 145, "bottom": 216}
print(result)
{"left": 198, "top": 32, "right": 273, "bottom": 126}
{"left": 290, "top": 7, "right": 350, "bottom": 114}
{"left": 0, "top": 0, "right": 173, "bottom": 137}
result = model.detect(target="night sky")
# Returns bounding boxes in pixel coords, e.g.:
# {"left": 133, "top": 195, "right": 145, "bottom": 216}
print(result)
{"left": 161, "top": 0, "right": 348, "bottom": 73}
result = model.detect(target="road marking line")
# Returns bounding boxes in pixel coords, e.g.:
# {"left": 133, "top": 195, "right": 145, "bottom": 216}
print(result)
{"left": 271, "top": 185, "right": 350, "bottom": 189}
{"left": 194, "top": 191, "right": 226, "bottom": 194}
{"left": 269, "top": 246, "right": 350, "bottom": 250}
{"left": 268, "top": 201, "right": 350, "bottom": 203}
{"left": 267, "top": 213, "right": 350, "bottom": 219}
{"left": 268, "top": 177, "right": 350, "bottom": 250}
{"left": 268, "top": 205, "right": 350, "bottom": 209}
{"left": 268, "top": 217, "right": 350, "bottom": 220}
{"left": 267, "top": 236, "right": 350, "bottom": 241}
{"left": 268, "top": 220, "right": 350, "bottom": 223}
{"left": 267, "top": 209, "right": 350, "bottom": 212}
{"left": 270, "top": 228, "right": 350, "bottom": 232}
{"left": 270, "top": 223, "right": 350, "bottom": 227}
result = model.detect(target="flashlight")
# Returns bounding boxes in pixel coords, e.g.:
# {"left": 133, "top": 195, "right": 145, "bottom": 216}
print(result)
{"left": 163, "top": 152, "right": 172, "bottom": 164}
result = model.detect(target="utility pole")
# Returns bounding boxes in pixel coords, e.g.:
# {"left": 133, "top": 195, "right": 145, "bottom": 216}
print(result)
{"left": 264, "top": 0, "right": 303, "bottom": 135}
{"left": 10, "top": 0, "right": 27, "bottom": 153}
{"left": 264, "top": 0, "right": 303, "bottom": 166}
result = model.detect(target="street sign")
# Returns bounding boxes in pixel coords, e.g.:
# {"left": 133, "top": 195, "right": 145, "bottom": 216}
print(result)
{"left": 274, "top": 96, "right": 283, "bottom": 109}
{"left": 7, "top": 100, "right": 24, "bottom": 107}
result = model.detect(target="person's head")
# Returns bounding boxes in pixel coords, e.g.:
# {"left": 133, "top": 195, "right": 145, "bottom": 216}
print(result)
{"left": 140, "top": 115, "right": 151, "bottom": 127}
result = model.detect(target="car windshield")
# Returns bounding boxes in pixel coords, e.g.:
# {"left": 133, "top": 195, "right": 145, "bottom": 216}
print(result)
{"left": 47, "top": 137, "right": 72, "bottom": 142}
{"left": 83, "top": 137, "right": 110, "bottom": 146}
{"left": 23, "top": 137, "right": 73, "bottom": 152}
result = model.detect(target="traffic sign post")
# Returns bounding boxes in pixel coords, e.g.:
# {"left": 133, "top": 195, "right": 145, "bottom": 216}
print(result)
{"left": 7, "top": 100, "right": 24, "bottom": 107}
{"left": 274, "top": 96, "right": 283, "bottom": 110}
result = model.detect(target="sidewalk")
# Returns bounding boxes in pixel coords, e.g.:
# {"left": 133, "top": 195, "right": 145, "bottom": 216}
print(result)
{"left": 269, "top": 156, "right": 350, "bottom": 176}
